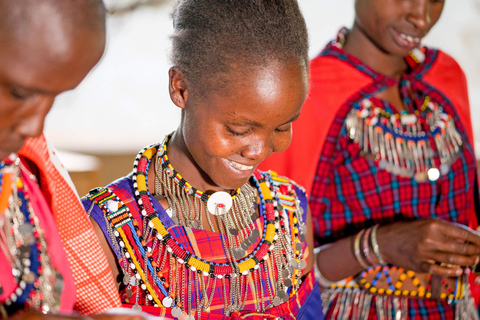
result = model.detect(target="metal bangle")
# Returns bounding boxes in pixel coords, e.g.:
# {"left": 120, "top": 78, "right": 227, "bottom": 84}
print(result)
{"left": 314, "top": 246, "right": 337, "bottom": 287}
{"left": 362, "top": 227, "right": 376, "bottom": 266}
{"left": 371, "top": 224, "right": 387, "bottom": 265}
{"left": 354, "top": 229, "right": 371, "bottom": 269}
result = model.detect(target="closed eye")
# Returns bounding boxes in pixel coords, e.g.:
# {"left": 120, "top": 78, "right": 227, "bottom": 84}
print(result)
{"left": 226, "top": 126, "right": 250, "bottom": 136}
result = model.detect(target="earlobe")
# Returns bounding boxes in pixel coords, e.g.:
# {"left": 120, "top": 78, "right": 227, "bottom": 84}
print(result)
{"left": 169, "top": 66, "right": 188, "bottom": 109}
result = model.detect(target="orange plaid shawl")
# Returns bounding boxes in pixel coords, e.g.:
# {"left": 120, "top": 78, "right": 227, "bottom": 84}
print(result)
{"left": 19, "top": 135, "right": 121, "bottom": 315}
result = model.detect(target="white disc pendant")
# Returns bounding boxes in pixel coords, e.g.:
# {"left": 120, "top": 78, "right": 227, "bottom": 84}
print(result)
{"left": 162, "top": 296, "right": 173, "bottom": 308}
{"left": 207, "top": 191, "right": 232, "bottom": 215}
{"left": 427, "top": 167, "right": 440, "bottom": 182}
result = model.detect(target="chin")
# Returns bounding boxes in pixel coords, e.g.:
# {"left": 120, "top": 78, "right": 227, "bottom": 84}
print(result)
{"left": 212, "top": 175, "right": 251, "bottom": 191}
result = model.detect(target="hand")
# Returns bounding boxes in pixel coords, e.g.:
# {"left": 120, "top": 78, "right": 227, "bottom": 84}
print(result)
{"left": 377, "top": 218, "right": 480, "bottom": 277}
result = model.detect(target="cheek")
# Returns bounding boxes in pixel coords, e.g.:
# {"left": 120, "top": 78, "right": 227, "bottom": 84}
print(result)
{"left": 273, "top": 131, "right": 293, "bottom": 153}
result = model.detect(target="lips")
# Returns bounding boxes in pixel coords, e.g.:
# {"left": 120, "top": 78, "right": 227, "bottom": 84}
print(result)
{"left": 224, "top": 159, "right": 254, "bottom": 172}
{"left": 391, "top": 28, "right": 422, "bottom": 50}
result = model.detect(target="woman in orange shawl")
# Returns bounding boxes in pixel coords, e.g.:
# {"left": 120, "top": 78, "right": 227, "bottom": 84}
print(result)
{"left": 0, "top": 1, "right": 123, "bottom": 318}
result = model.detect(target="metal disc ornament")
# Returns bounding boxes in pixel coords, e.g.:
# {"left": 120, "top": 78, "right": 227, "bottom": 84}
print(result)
{"left": 162, "top": 296, "right": 173, "bottom": 308}
{"left": 19, "top": 223, "right": 34, "bottom": 236}
{"left": 414, "top": 172, "right": 428, "bottom": 183}
{"left": 284, "top": 278, "right": 292, "bottom": 287}
{"left": 233, "top": 248, "right": 245, "bottom": 260}
{"left": 123, "top": 274, "right": 131, "bottom": 286}
{"left": 272, "top": 296, "right": 282, "bottom": 306}
{"left": 229, "top": 228, "right": 239, "bottom": 236}
{"left": 299, "top": 259, "right": 307, "bottom": 269}
{"left": 207, "top": 191, "right": 232, "bottom": 215}
{"left": 171, "top": 306, "right": 182, "bottom": 318}
{"left": 291, "top": 260, "right": 299, "bottom": 269}
{"left": 241, "top": 241, "right": 250, "bottom": 250}
{"left": 131, "top": 304, "right": 142, "bottom": 311}
{"left": 250, "top": 229, "right": 260, "bottom": 238}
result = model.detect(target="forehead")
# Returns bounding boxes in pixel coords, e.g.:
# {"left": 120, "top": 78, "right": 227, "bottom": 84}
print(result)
{"left": 194, "top": 60, "right": 308, "bottom": 118}
{"left": 0, "top": 29, "right": 104, "bottom": 94}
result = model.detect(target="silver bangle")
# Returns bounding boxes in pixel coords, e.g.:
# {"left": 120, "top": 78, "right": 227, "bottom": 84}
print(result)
{"left": 314, "top": 246, "right": 337, "bottom": 287}
{"left": 353, "top": 229, "right": 370, "bottom": 269}
{"left": 371, "top": 224, "right": 386, "bottom": 265}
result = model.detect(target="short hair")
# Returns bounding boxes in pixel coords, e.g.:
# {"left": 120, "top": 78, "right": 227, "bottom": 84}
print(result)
{"left": 171, "top": 0, "right": 309, "bottom": 94}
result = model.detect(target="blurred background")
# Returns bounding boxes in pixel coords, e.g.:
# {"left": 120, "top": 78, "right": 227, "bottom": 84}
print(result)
{"left": 44, "top": 0, "right": 480, "bottom": 196}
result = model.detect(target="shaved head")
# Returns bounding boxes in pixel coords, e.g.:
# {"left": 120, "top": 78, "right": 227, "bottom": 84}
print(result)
{"left": 0, "top": 0, "right": 106, "bottom": 158}
{"left": 0, "top": 0, "right": 106, "bottom": 42}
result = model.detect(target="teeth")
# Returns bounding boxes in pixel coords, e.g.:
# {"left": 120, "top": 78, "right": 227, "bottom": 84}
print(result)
{"left": 400, "top": 32, "right": 420, "bottom": 44}
{"left": 225, "top": 159, "right": 253, "bottom": 171}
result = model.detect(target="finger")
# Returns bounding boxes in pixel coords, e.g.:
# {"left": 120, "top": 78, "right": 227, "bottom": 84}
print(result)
{"left": 432, "top": 251, "right": 478, "bottom": 267}
{"left": 436, "top": 239, "right": 480, "bottom": 256}
{"left": 442, "top": 223, "right": 480, "bottom": 246}
{"left": 475, "top": 276, "right": 480, "bottom": 285}
{"left": 420, "top": 261, "right": 463, "bottom": 277}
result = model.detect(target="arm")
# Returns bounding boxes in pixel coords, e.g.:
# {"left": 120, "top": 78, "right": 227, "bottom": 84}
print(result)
{"left": 317, "top": 219, "right": 480, "bottom": 282}
{"left": 302, "top": 206, "right": 315, "bottom": 276}
{"left": 89, "top": 217, "right": 122, "bottom": 290}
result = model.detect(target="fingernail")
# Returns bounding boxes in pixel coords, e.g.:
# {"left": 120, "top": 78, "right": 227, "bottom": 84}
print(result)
{"left": 476, "top": 277, "right": 480, "bottom": 285}
{"left": 475, "top": 257, "right": 480, "bottom": 265}
{"left": 456, "top": 268, "right": 463, "bottom": 276}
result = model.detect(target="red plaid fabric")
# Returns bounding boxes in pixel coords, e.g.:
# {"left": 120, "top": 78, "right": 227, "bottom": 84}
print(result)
{"left": 311, "top": 43, "right": 477, "bottom": 319}
{"left": 84, "top": 171, "right": 317, "bottom": 319}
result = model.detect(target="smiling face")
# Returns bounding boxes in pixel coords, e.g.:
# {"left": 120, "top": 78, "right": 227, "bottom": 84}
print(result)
{"left": 354, "top": 0, "right": 445, "bottom": 56}
{"left": 169, "top": 59, "right": 308, "bottom": 191}
{"left": 0, "top": 2, "right": 105, "bottom": 161}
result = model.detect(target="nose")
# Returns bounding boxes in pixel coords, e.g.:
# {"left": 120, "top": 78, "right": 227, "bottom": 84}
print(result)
{"left": 15, "top": 97, "right": 54, "bottom": 139}
{"left": 407, "top": 0, "right": 431, "bottom": 32}
{"left": 240, "top": 132, "right": 291, "bottom": 161}
{"left": 240, "top": 138, "right": 272, "bottom": 162}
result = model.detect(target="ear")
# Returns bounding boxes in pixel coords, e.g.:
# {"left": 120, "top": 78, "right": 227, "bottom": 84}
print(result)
{"left": 169, "top": 66, "right": 188, "bottom": 109}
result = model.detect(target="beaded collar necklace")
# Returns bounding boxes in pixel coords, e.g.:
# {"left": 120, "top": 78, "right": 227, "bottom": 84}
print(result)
{"left": 0, "top": 156, "right": 63, "bottom": 316}
{"left": 157, "top": 133, "right": 241, "bottom": 203}
{"left": 116, "top": 139, "right": 306, "bottom": 317}
{"left": 132, "top": 143, "right": 275, "bottom": 276}
{"left": 335, "top": 28, "right": 463, "bottom": 182}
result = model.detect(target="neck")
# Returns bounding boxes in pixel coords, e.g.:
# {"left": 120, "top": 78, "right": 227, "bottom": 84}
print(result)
{"left": 166, "top": 130, "right": 230, "bottom": 194}
{"left": 343, "top": 24, "right": 408, "bottom": 80}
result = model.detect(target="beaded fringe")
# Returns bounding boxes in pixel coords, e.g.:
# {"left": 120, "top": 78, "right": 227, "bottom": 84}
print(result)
{"left": 321, "top": 288, "right": 479, "bottom": 320}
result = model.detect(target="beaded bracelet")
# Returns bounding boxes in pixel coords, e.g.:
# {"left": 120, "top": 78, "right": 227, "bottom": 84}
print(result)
{"left": 353, "top": 229, "right": 371, "bottom": 269}
{"left": 371, "top": 225, "right": 386, "bottom": 265}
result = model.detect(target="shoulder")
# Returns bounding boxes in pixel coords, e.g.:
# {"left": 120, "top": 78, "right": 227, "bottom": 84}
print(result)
{"left": 81, "top": 175, "right": 135, "bottom": 215}
{"left": 425, "top": 49, "right": 467, "bottom": 82}
{"left": 261, "top": 170, "right": 308, "bottom": 209}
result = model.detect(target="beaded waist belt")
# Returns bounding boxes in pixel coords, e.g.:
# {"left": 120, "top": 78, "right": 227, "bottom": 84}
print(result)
{"left": 321, "top": 267, "right": 479, "bottom": 320}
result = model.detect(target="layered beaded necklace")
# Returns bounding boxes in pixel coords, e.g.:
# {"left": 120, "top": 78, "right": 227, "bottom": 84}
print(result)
{"left": 93, "top": 134, "right": 307, "bottom": 318}
{"left": 0, "top": 156, "right": 63, "bottom": 316}
{"left": 337, "top": 28, "right": 463, "bottom": 182}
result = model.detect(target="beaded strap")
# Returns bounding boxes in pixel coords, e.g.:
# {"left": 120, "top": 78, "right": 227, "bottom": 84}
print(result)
{"left": 133, "top": 145, "right": 279, "bottom": 277}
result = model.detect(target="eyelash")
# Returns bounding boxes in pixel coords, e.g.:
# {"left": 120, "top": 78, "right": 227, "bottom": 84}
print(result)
{"left": 226, "top": 126, "right": 249, "bottom": 136}
{"left": 10, "top": 88, "right": 31, "bottom": 100}
{"left": 226, "top": 124, "right": 291, "bottom": 136}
